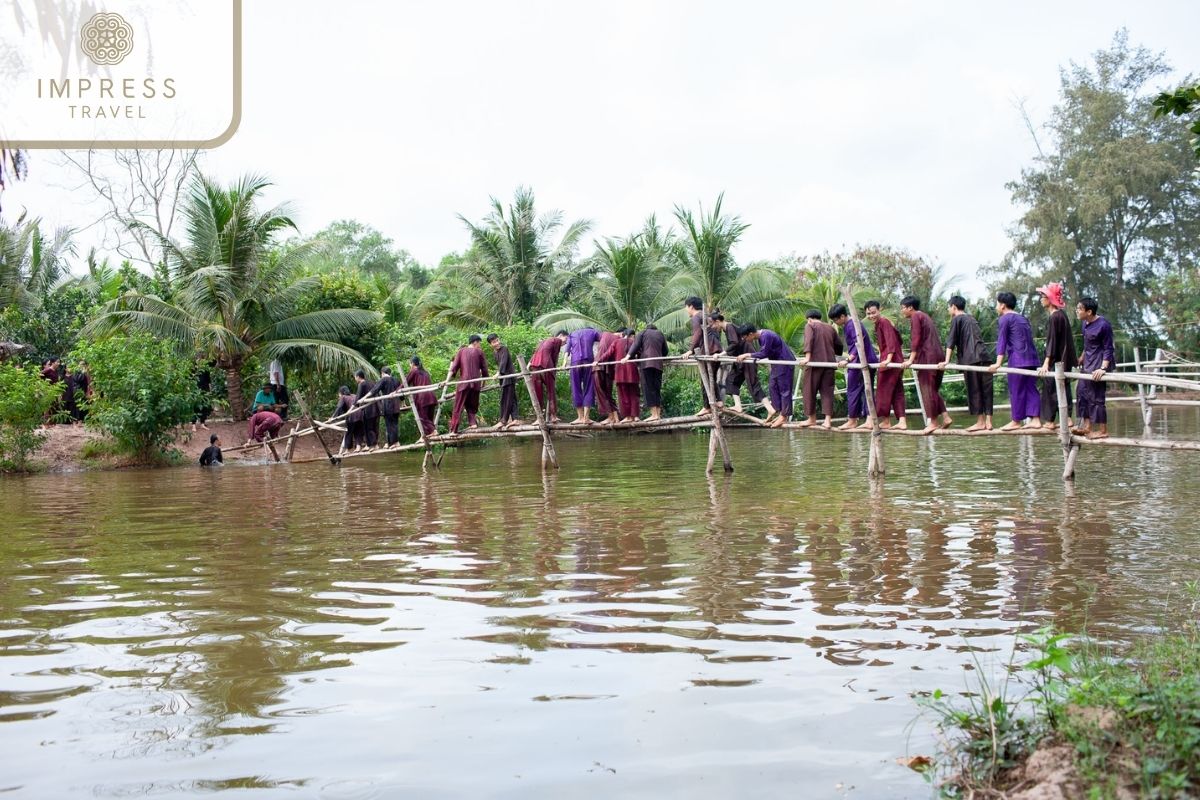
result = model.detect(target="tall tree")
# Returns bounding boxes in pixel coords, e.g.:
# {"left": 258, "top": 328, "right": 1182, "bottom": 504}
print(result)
{"left": 999, "top": 31, "right": 1200, "bottom": 338}
{"left": 299, "top": 219, "right": 424, "bottom": 283}
{"left": 84, "top": 174, "right": 380, "bottom": 418}
{"left": 419, "top": 186, "right": 591, "bottom": 327}
{"left": 535, "top": 218, "right": 695, "bottom": 331}
{"left": 0, "top": 213, "right": 75, "bottom": 312}
{"left": 667, "top": 193, "right": 790, "bottom": 334}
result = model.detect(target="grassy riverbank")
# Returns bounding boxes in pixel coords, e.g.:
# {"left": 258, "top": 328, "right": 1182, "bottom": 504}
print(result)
{"left": 921, "top": 594, "right": 1200, "bottom": 798}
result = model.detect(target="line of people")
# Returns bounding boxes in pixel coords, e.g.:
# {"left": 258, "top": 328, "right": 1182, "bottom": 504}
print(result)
{"left": 319, "top": 282, "right": 1119, "bottom": 453}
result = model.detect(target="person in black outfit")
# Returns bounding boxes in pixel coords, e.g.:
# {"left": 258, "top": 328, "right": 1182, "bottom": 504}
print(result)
{"left": 487, "top": 333, "right": 520, "bottom": 428}
{"left": 270, "top": 370, "right": 290, "bottom": 420}
{"left": 375, "top": 366, "right": 401, "bottom": 449}
{"left": 193, "top": 365, "right": 213, "bottom": 432}
{"left": 199, "top": 434, "right": 223, "bottom": 466}
{"left": 330, "top": 385, "right": 355, "bottom": 454}
{"left": 351, "top": 370, "right": 379, "bottom": 451}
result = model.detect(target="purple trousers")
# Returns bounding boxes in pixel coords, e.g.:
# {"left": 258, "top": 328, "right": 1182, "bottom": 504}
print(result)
{"left": 769, "top": 366, "right": 794, "bottom": 418}
{"left": 1076, "top": 379, "right": 1107, "bottom": 424}
{"left": 846, "top": 367, "right": 875, "bottom": 418}
{"left": 1007, "top": 373, "right": 1040, "bottom": 421}
{"left": 570, "top": 363, "right": 595, "bottom": 407}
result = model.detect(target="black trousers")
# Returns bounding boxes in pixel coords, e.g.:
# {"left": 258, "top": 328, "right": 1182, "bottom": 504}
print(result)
{"left": 383, "top": 413, "right": 400, "bottom": 446}
{"left": 642, "top": 368, "right": 663, "bottom": 408}
{"left": 964, "top": 369, "right": 995, "bottom": 416}
{"left": 355, "top": 417, "right": 378, "bottom": 447}
{"left": 725, "top": 362, "right": 766, "bottom": 402}
{"left": 699, "top": 362, "right": 721, "bottom": 407}
{"left": 499, "top": 383, "right": 518, "bottom": 423}
{"left": 1039, "top": 375, "right": 1073, "bottom": 422}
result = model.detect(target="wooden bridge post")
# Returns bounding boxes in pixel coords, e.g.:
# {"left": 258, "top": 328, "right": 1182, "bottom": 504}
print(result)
{"left": 396, "top": 366, "right": 431, "bottom": 450}
{"left": 292, "top": 389, "right": 338, "bottom": 465}
{"left": 422, "top": 374, "right": 453, "bottom": 469}
{"left": 841, "top": 287, "right": 885, "bottom": 477}
{"left": 699, "top": 304, "right": 733, "bottom": 474}
{"left": 1133, "top": 347, "right": 1152, "bottom": 436}
{"left": 1055, "top": 362, "right": 1078, "bottom": 480}
{"left": 518, "top": 355, "right": 558, "bottom": 470}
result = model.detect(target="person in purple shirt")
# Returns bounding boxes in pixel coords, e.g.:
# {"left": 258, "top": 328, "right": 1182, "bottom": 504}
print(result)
{"left": 735, "top": 325, "right": 793, "bottom": 428}
{"left": 988, "top": 291, "right": 1044, "bottom": 431}
{"left": 567, "top": 327, "right": 601, "bottom": 424}
{"left": 830, "top": 303, "right": 877, "bottom": 429}
{"left": 1072, "top": 296, "right": 1115, "bottom": 439}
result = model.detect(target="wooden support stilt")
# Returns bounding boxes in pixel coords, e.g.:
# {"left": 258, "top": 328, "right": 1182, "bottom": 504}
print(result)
{"left": 518, "top": 355, "right": 558, "bottom": 470}
{"left": 1133, "top": 347, "right": 1152, "bottom": 436}
{"left": 423, "top": 376, "right": 453, "bottom": 469}
{"left": 1055, "top": 362, "right": 1076, "bottom": 480}
{"left": 699, "top": 304, "right": 733, "bottom": 474}
{"left": 292, "top": 389, "right": 339, "bottom": 464}
{"left": 282, "top": 423, "right": 298, "bottom": 462}
{"left": 841, "top": 286, "right": 885, "bottom": 477}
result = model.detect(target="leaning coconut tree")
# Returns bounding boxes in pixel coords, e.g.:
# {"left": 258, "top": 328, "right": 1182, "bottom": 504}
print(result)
{"left": 85, "top": 174, "right": 381, "bottom": 418}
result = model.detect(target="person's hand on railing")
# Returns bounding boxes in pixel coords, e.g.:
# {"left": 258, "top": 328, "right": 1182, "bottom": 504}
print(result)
{"left": 1037, "top": 358, "right": 1051, "bottom": 377}
{"left": 1092, "top": 367, "right": 1107, "bottom": 381}
{"left": 936, "top": 360, "right": 948, "bottom": 370}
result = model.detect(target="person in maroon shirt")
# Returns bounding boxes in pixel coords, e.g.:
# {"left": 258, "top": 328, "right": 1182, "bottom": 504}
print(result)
{"left": 899, "top": 295, "right": 952, "bottom": 434}
{"left": 598, "top": 328, "right": 640, "bottom": 422}
{"left": 799, "top": 310, "right": 842, "bottom": 428}
{"left": 865, "top": 300, "right": 908, "bottom": 429}
{"left": 448, "top": 335, "right": 489, "bottom": 433}
{"left": 245, "top": 410, "right": 283, "bottom": 444}
{"left": 405, "top": 356, "right": 438, "bottom": 439}
{"left": 683, "top": 296, "right": 722, "bottom": 415}
{"left": 530, "top": 331, "right": 568, "bottom": 421}
{"left": 593, "top": 328, "right": 622, "bottom": 425}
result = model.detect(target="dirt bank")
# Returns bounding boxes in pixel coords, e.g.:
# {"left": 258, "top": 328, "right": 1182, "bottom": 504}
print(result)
{"left": 28, "top": 417, "right": 345, "bottom": 472}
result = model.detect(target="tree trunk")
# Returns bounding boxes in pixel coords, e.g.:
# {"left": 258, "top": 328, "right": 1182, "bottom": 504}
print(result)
{"left": 226, "top": 367, "right": 246, "bottom": 421}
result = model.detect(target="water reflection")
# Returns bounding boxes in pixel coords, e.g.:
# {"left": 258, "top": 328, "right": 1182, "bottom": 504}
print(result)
{"left": 1, "top": 407, "right": 1198, "bottom": 797}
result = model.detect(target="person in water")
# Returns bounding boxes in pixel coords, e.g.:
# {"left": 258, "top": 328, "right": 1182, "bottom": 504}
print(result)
{"left": 199, "top": 434, "right": 223, "bottom": 466}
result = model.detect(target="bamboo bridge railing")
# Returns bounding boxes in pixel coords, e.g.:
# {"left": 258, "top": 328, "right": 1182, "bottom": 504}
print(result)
{"left": 227, "top": 289, "right": 1200, "bottom": 482}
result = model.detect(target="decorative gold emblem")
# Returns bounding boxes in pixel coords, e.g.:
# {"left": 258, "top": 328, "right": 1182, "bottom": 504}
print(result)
{"left": 80, "top": 12, "right": 134, "bottom": 66}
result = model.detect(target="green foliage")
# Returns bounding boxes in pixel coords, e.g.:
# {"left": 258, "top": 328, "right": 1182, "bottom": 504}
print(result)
{"left": 0, "top": 363, "right": 59, "bottom": 471}
{"left": 298, "top": 218, "right": 425, "bottom": 283}
{"left": 83, "top": 174, "right": 381, "bottom": 419}
{"left": 997, "top": 31, "right": 1200, "bottom": 344}
{"left": 1153, "top": 82, "right": 1200, "bottom": 159}
{"left": 785, "top": 245, "right": 950, "bottom": 311}
{"left": 72, "top": 333, "right": 200, "bottom": 457}
{"left": 420, "top": 186, "right": 592, "bottom": 327}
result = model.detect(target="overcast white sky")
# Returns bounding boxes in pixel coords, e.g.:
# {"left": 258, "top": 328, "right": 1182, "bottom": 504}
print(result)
{"left": 6, "top": 0, "right": 1198, "bottom": 296}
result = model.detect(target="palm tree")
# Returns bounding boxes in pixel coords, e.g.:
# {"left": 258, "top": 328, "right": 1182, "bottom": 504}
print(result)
{"left": 663, "top": 194, "right": 791, "bottom": 334}
{"left": 84, "top": 174, "right": 380, "bottom": 418}
{"left": 418, "top": 186, "right": 591, "bottom": 326}
{"left": 769, "top": 272, "right": 874, "bottom": 351}
{"left": 535, "top": 217, "right": 696, "bottom": 331}
{"left": 0, "top": 213, "right": 76, "bottom": 311}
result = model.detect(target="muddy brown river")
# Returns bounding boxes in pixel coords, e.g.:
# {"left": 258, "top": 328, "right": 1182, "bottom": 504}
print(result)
{"left": 2, "top": 406, "right": 1198, "bottom": 798}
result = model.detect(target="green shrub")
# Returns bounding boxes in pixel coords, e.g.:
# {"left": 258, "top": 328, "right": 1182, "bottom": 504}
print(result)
{"left": 72, "top": 334, "right": 200, "bottom": 458}
{"left": 0, "top": 363, "right": 60, "bottom": 471}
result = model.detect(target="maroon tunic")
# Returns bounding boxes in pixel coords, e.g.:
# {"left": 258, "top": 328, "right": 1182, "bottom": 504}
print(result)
{"left": 873, "top": 315, "right": 907, "bottom": 420}
{"left": 907, "top": 310, "right": 946, "bottom": 417}
{"left": 594, "top": 331, "right": 620, "bottom": 415}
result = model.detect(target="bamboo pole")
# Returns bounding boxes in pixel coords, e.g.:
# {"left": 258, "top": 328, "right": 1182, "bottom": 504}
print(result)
{"left": 1055, "top": 362, "right": 1078, "bottom": 480}
{"left": 423, "top": 375, "right": 453, "bottom": 470}
{"left": 396, "top": 367, "right": 430, "bottom": 448}
{"left": 1133, "top": 347, "right": 1151, "bottom": 436}
{"left": 518, "top": 354, "right": 558, "bottom": 470}
{"left": 841, "top": 286, "right": 885, "bottom": 477}
{"left": 699, "top": 304, "right": 733, "bottom": 474}
{"left": 292, "top": 389, "right": 338, "bottom": 464}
